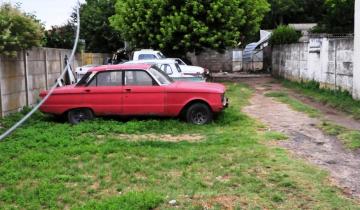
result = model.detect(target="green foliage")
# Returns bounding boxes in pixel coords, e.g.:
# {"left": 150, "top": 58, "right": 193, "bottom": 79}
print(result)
{"left": 74, "top": 192, "right": 163, "bottom": 210}
{"left": 110, "top": 0, "right": 269, "bottom": 56}
{"left": 320, "top": 122, "right": 360, "bottom": 150}
{"left": 269, "top": 25, "right": 301, "bottom": 45}
{"left": 44, "top": 22, "right": 75, "bottom": 49}
{"left": 264, "top": 131, "right": 288, "bottom": 141}
{"left": 0, "top": 3, "right": 44, "bottom": 57}
{"left": 77, "top": 0, "right": 123, "bottom": 53}
{"left": 315, "top": 0, "right": 354, "bottom": 33}
{"left": 262, "top": 0, "right": 325, "bottom": 29}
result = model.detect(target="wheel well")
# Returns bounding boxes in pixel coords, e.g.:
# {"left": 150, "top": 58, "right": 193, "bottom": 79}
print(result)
{"left": 63, "top": 107, "right": 94, "bottom": 116}
{"left": 179, "top": 99, "right": 212, "bottom": 117}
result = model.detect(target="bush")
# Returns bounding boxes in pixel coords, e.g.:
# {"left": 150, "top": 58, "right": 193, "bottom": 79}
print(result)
{"left": 269, "top": 25, "right": 301, "bottom": 45}
{"left": 0, "top": 3, "right": 44, "bottom": 57}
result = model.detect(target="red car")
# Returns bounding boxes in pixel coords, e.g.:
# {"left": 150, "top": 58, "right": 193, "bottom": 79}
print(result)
{"left": 39, "top": 64, "right": 228, "bottom": 125}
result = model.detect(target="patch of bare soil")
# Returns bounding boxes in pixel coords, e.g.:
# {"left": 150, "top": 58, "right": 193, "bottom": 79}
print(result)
{"left": 242, "top": 77, "right": 360, "bottom": 200}
{"left": 100, "top": 133, "right": 204, "bottom": 143}
{"left": 193, "top": 195, "right": 240, "bottom": 210}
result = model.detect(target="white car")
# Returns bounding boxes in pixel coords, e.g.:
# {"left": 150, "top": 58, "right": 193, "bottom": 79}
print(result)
{"left": 170, "top": 58, "right": 210, "bottom": 77}
{"left": 125, "top": 59, "right": 205, "bottom": 82}
{"left": 75, "top": 64, "right": 98, "bottom": 81}
{"left": 132, "top": 49, "right": 166, "bottom": 60}
{"left": 132, "top": 49, "right": 209, "bottom": 77}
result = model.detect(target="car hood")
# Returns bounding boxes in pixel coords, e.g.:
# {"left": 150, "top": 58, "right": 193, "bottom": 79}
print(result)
{"left": 169, "top": 81, "right": 225, "bottom": 93}
{"left": 180, "top": 65, "right": 204, "bottom": 74}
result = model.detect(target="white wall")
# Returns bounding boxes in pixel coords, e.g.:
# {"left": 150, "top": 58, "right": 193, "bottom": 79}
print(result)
{"left": 353, "top": 0, "right": 360, "bottom": 99}
{"left": 272, "top": 38, "right": 354, "bottom": 93}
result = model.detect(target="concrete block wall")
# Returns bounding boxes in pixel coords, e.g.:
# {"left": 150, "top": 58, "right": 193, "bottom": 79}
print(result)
{"left": 187, "top": 49, "right": 236, "bottom": 72}
{"left": 272, "top": 37, "right": 355, "bottom": 93}
{"left": 0, "top": 47, "right": 110, "bottom": 117}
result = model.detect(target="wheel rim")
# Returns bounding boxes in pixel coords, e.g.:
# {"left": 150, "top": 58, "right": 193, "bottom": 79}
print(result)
{"left": 71, "top": 110, "right": 88, "bottom": 123}
{"left": 191, "top": 109, "right": 208, "bottom": 125}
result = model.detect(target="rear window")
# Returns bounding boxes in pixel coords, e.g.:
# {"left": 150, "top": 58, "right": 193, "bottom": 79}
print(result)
{"left": 139, "top": 54, "right": 157, "bottom": 60}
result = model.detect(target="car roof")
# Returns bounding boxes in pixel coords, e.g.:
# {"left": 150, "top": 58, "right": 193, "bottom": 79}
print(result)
{"left": 88, "top": 64, "right": 152, "bottom": 72}
{"left": 126, "top": 59, "right": 177, "bottom": 64}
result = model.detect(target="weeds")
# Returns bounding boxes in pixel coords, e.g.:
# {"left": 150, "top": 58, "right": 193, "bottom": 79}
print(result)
{"left": 0, "top": 83, "right": 357, "bottom": 209}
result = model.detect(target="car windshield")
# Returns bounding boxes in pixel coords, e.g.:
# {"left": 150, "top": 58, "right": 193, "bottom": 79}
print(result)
{"left": 148, "top": 66, "right": 173, "bottom": 85}
{"left": 157, "top": 52, "right": 166, "bottom": 59}
{"left": 77, "top": 72, "right": 96, "bottom": 86}
{"left": 175, "top": 63, "right": 182, "bottom": 73}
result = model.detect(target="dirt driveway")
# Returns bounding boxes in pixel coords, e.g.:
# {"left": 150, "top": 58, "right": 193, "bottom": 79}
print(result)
{"left": 242, "top": 77, "right": 360, "bottom": 200}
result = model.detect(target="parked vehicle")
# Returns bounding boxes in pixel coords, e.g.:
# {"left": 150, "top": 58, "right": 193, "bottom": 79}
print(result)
{"left": 171, "top": 58, "right": 210, "bottom": 77}
{"left": 132, "top": 49, "right": 209, "bottom": 77}
{"left": 39, "top": 64, "right": 228, "bottom": 125}
{"left": 132, "top": 49, "right": 166, "bottom": 60}
{"left": 75, "top": 64, "right": 98, "bottom": 80}
{"left": 125, "top": 59, "right": 206, "bottom": 82}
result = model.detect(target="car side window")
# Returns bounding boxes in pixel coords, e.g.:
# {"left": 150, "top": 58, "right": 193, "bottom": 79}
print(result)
{"left": 138, "top": 54, "right": 157, "bottom": 60}
{"left": 88, "top": 71, "right": 123, "bottom": 86}
{"left": 159, "top": 64, "right": 173, "bottom": 75}
{"left": 125, "top": 70, "right": 156, "bottom": 86}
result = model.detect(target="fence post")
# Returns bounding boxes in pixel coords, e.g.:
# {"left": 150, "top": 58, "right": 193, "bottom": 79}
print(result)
{"left": 23, "top": 50, "right": 30, "bottom": 106}
{"left": 354, "top": 0, "right": 360, "bottom": 99}
{"left": 59, "top": 51, "right": 62, "bottom": 75}
{"left": 44, "top": 50, "right": 49, "bottom": 90}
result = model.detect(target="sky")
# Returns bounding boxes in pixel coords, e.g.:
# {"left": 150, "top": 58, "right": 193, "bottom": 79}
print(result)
{"left": 1, "top": 0, "right": 86, "bottom": 29}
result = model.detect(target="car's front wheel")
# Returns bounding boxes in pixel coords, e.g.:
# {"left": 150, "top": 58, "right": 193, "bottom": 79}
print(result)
{"left": 67, "top": 108, "right": 94, "bottom": 124}
{"left": 185, "top": 103, "right": 213, "bottom": 125}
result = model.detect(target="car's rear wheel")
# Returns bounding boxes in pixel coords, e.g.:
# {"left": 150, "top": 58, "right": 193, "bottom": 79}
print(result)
{"left": 67, "top": 108, "right": 94, "bottom": 124}
{"left": 185, "top": 103, "right": 213, "bottom": 125}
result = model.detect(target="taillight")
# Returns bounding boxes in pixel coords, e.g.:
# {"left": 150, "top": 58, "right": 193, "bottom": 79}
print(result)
{"left": 39, "top": 91, "right": 47, "bottom": 99}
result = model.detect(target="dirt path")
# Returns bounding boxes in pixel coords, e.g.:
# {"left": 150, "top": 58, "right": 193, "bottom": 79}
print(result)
{"left": 242, "top": 77, "right": 360, "bottom": 199}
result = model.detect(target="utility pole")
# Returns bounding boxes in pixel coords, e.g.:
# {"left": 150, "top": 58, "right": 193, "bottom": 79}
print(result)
{"left": 353, "top": 0, "right": 360, "bottom": 99}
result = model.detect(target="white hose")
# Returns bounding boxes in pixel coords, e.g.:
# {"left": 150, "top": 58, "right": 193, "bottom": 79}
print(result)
{"left": 0, "top": 4, "right": 81, "bottom": 141}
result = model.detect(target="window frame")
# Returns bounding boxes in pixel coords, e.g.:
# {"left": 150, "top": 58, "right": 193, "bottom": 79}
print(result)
{"left": 159, "top": 64, "right": 174, "bottom": 75}
{"left": 124, "top": 70, "right": 159, "bottom": 86}
{"left": 86, "top": 70, "right": 123, "bottom": 87}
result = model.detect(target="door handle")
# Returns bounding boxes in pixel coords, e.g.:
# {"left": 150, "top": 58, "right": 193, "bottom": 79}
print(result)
{"left": 84, "top": 89, "right": 91, "bottom": 93}
{"left": 125, "top": 88, "right": 132, "bottom": 92}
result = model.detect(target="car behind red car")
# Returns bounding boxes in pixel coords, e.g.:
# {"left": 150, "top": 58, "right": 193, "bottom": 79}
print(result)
{"left": 39, "top": 64, "right": 228, "bottom": 125}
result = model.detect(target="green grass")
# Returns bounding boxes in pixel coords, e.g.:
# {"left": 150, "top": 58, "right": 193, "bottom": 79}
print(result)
{"left": 263, "top": 131, "right": 288, "bottom": 141}
{"left": 0, "top": 83, "right": 358, "bottom": 209}
{"left": 320, "top": 122, "right": 360, "bottom": 150}
{"left": 265, "top": 91, "right": 321, "bottom": 118}
{"left": 282, "top": 80, "right": 360, "bottom": 119}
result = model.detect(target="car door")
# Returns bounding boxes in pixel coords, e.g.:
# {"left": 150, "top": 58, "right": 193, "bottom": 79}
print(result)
{"left": 123, "top": 70, "right": 165, "bottom": 115}
{"left": 82, "top": 70, "right": 123, "bottom": 115}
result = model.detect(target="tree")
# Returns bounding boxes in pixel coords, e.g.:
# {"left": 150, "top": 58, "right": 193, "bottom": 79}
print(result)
{"left": 262, "top": 0, "right": 325, "bottom": 29}
{"left": 316, "top": 0, "right": 354, "bottom": 33}
{"left": 76, "top": 0, "right": 123, "bottom": 53}
{"left": 0, "top": 3, "right": 44, "bottom": 57}
{"left": 110, "top": 0, "right": 269, "bottom": 56}
{"left": 269, "top": 25, "right": 301, "bottom": 45}
{"left": 44, "top": 22, "right": 75, "bottom": 49}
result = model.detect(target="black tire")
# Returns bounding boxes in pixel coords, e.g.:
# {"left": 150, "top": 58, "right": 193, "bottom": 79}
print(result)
{"left": 185, "top": 103, "right": 213, "bottom": 125}
{"left": 67, "top": 108, "right": 94, "bottom": 124}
